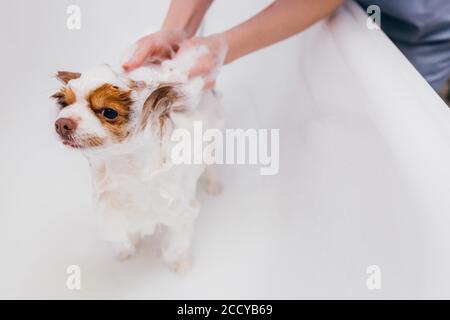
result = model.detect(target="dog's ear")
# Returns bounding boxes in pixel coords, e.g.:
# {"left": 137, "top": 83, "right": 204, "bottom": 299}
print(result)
{"left": 55, "top": 71, "right": 81, "bottom": 84}
{"left": 138, "top": 83, "right": 183, "bottom": 134}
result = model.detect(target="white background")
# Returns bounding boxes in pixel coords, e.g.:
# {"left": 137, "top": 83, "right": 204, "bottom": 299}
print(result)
{"left": 0, "top": 0, "right": 449, "bottom": 299}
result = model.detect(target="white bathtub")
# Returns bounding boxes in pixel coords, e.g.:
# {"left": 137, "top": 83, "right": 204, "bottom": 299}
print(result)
{"left": 0, "top": 0, "right": 449, "bottom": 299}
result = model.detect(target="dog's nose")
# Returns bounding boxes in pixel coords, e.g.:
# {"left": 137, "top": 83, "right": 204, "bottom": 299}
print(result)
{"left": 55, "top": 118, "right": 77, "bottom": 138}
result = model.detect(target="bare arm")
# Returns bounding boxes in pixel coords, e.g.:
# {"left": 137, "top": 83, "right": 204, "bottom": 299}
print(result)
{"left": 125, "top": 0, "right": 344, "bottom": 76}
{"left": 162, "top": 0, "right": 213, "bottom": 37}
{"left": 176, "top": 0, "right": 344, "bottom": 88}
{"left": 223, "top": 0, "right": 344, "bottom": 64}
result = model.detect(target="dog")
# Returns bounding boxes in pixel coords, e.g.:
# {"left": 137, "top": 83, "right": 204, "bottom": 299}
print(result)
{"left": 51, "top": 63, "right": 222, "bottom": 272}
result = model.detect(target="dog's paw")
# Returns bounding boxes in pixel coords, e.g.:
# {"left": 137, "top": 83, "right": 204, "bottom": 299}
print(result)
{"left": 166, "top": 254, "right": 192, "bottom": 274}
{"left": 114, "top": 234, "right": 141, "bottom": 261}
{"left": 116, "top": 247, "right": 136, "bottom": 261}
{"left": 204, "top": 180, "right": 223, "bottom": 196}
{"left": 128, "top": 233, "right": 141, "bottom": 249}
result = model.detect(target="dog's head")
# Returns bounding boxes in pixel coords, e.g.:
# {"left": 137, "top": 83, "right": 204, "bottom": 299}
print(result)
{"left": 51, "top": 65, "right": 181, "bottom": 151}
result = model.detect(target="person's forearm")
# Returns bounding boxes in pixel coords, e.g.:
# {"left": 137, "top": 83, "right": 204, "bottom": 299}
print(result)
{"left": 162, "top": 0, "right": 213, "bottom": 37}
{"left": 222, "top": 0, "right": 344, "bottom": 64}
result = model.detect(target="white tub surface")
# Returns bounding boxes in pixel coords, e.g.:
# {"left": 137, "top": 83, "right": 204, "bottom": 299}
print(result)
{"left": 1, "top": 0, "right": 450, "bottom": 299}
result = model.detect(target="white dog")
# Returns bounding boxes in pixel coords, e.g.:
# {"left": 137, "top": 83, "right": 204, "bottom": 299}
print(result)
{"left": 51, "top": 62, "right": 222, "bottom": 272}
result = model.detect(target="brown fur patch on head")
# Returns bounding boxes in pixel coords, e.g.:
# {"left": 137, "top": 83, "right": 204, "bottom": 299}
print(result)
{"left": 51, "top": 87, "right": 76, "bottom": 108}
{"left": 56, "top": 71, "right": 81, "bottom": 84}
{"left": 140, "top": 84, "right": 181, "bottom": 135}
{"left": 88, "top": 84, "right": 133, "bottom": 141}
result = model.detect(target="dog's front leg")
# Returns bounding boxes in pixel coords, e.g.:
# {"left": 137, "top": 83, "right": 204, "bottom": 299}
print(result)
{"left": 114, "top": 232, "right": 141, "bottom": 261}
{"left": 161, "top": 221, "right": 194, "bottom": 273}
{"left": 95, "top": 191, "right": 142, "bottom": 261}
{"left": 200, "top": 165, "right": 223, "bottom": 195}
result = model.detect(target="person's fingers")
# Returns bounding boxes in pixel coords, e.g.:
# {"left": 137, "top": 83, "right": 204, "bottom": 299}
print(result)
{"left": 124, "top": 44, "right": 178, "bottom": 71}
{"left": 204, "top": 80, "right": 215, "bottom": 90}
{"left": 155, "top": 45, "right": 176, "bottom": 61}
{"left": 175, "top": 38, "right": 201, "bottom": 57}
{"left": 122, "top": 44, "right": 153, "bottom": 72}
{"left": 171, "top": 43, "right": 181, "bottom": 56}
{"left": 187, "top": 57, "right": 214, "bottom": 79}
{"left": 173, "top": 36, "right": 226, "bottom": 90}
{"left": 123, "top": 49, "right": 148, "bottom": 71}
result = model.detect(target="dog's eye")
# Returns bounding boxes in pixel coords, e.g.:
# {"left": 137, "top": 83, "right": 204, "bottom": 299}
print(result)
{"left": 101, "top": 108, "right": 118, "bottom": 120}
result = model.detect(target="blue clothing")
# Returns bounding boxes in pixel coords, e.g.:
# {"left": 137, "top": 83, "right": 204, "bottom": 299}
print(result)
{"left": 356, "top": 0, "right": 450, "bottom": 90}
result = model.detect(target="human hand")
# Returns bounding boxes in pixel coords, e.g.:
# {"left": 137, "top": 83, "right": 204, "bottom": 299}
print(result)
{"left": 175, "top": 34, "right": 228, "bottom": 89}
{"left": 122, "top": 29, "right": 187, "bottom": 72}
